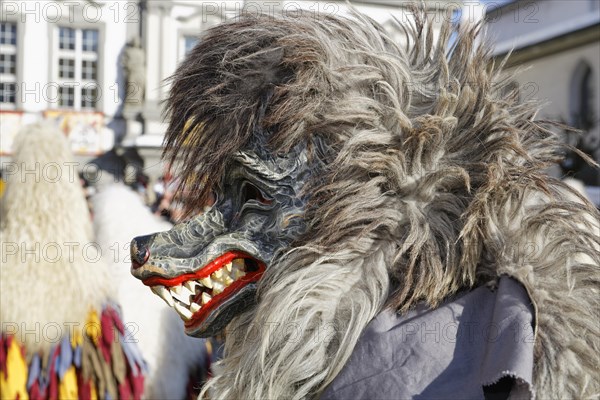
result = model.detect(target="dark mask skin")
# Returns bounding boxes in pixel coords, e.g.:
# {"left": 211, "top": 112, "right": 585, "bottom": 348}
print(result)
{"left": 130, "top": 144, "right": 310, "bottom": 337}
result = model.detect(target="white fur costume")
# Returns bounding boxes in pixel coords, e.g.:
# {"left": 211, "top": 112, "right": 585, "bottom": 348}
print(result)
{"left": 92, "top": 183, "right": 208, "bottom": 399}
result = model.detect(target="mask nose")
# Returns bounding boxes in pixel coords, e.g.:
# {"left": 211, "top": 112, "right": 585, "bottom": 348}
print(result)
{"left": 130, "top": 234, "right": 152, "bottom": 269}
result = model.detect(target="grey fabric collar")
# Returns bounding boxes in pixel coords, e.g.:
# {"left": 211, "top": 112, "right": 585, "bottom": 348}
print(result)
{"left": 323, "top": 276, "right": 535, "bottom": 400}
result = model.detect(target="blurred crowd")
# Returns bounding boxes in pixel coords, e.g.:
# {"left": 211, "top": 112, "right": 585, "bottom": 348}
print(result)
{"left": 77, "top": 167, "right": 184, "bottom": 224}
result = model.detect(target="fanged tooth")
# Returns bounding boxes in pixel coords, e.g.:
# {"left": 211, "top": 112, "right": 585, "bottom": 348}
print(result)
{"left": 190, "top": 302, "right": 201, "bottom": 313}
{"left": 201, "top": 292, "right": 212, "bottom": 305}
{"left": 212, "top": 269, "right": 223, "bottom": 279}
{"left": 212, "top": 281, "right": 225, "bottom": 294}
{"left": 224, "top": 275, "right": 233, "bottom": 286}
{"left": 232, "top": 258, "right": 245, "bottom": 269}
{"left": 199, "top": 277, "right": 213, "bottom": 289}
{"left": 184, "top": 281, "right": 197, "bottom": 292}
{"left": 233, "top": 269, "right": 246, "bottom": 280}
{"left": 171, "top": 285, "right": 194, "bottom": 305}
{"left": 172, "top": 285, "right": 183, "bottom": 295}
{"left": 225, "top": 262, "right": 232, "bottom": 273}
{"left": 182, "top": 285, "right": 194, "bottom": 298}
{"left": 174, "top": 302, "right": 193, "bottom": 320}
{"left": 151, "top": 286, "right": 174, "bottom": 307}
{"left": 220, "top": 271, "right": 231, "bottom": 282}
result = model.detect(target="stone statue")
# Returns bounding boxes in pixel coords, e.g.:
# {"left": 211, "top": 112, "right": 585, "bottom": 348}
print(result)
{"left": 122, "top": 37, "right": 146, "bottom": 113}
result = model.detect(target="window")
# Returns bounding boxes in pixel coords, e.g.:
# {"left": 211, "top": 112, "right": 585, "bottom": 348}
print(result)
{"left": 0, "top": 22, "right": 17, "bottom": 107}
{"left": 570, "top": 61, "right": 595, "bottom": 131}
{"left": 81, "top": 87, "right": 98, "bottom": 109}
{"left": 0, "top": 82, "right": 16, "bottom": 104}
{"left": 82, "top": 60, "right": 97, "bottom": 80}
{"left": 562, "top": 60, "right": 599, "bottom": 185}
{"left": 59, "top": 86, "right": 75, "bottom": 107}
{"left": 59, "top": 58, "right": 75, "bottom": 79}
{"left": 82, "top": 29, "right": 98, "bottom": 52}
{"left": 0, "top": 53, "right": 16, "bottom": 74}
{"left": 59, "top": 27, "right": 75, "bottom": 50}
{"left": 179, "top": 34, "right": 199, "bottom": 62}
{"left": 55, "top": 26, "right": 100, "bottom": 110}
{"left": 0, "top": 22, "right": 16, "bottom": 45}
{"left": 184, "top": 36, "right": 198, "bottom": 55}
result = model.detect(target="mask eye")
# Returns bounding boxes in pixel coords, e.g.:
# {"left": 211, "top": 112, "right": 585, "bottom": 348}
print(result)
{"left": 241, "top": 182, "right": 272, "bottom": 205}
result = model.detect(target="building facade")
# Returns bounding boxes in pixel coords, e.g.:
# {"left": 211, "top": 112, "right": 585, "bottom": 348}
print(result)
{"left": 0, "top": 0, "right": 130, "bottom": 163}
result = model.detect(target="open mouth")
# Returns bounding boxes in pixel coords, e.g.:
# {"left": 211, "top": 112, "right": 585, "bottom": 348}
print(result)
{"left": 141, "top": 251, "right": 265, "bottom": 329}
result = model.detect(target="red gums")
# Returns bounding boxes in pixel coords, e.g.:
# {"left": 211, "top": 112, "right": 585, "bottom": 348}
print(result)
{"left": 141, "top": 250, "right": 257, "bottom": 287}
{"left": 141, "top": 251, "right": 266, "bottom": 330}
{"left": 184, "top": 269, "right": 263, "bottom": 330}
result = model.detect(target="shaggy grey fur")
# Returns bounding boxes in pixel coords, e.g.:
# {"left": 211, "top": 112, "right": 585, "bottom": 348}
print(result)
{"left": 158, "top": 9, "right": 599, "bottom": 399}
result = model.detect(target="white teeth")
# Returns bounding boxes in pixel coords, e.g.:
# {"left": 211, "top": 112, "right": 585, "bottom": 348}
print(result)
{"left": 199, "top": 277, "right": 213, "bottom": 289}
{"left": 181, "top": 285, "right": 195, "bottom": 298}
{"left": 190, "top": 302, "right": 201, "bottom": 313}
{"left": 234, "top": 269, "right": 246, "bottom": 280}
{"left": 201, "top": 292, "right": 212, "bottom": 305}
{"left": 184, "top": 281, "right": 197, "bottom": 292}
{"left": 174, "top": 302, "right": 193, "bottom": 320}
{"left": 212, "top": 281, "right": 225, "bottom": 294}
{"left": 152, "top": 286, "right": 174, "bottom": 307}
{"left": 170, "top": 285, "right": 193, "bottom": 305}
{"left": 153, "top": 258, "right": 257, "bottom": 321}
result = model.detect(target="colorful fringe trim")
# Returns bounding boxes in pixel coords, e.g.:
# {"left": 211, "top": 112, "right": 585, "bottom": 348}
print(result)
{"left": 1, "top": 304, "right": 147, "bottom": 400}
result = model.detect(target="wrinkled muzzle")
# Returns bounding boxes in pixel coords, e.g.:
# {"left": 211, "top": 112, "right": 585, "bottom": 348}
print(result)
{"left": 130, "top": 208, "right": 266, "bottom": 337}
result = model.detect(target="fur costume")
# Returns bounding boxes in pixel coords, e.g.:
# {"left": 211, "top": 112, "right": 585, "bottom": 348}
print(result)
{"left": 0, "top": 124, "right": 147, "bottom": 399}
{"left": 129, "top": 11, "right": 600, "bottom": 399}
{"left": 92, "top": 183, "right": 212, "bottom": 398}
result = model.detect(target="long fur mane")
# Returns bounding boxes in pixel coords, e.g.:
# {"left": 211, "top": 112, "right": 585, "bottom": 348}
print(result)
{"left": 165, "top": 10, "right": 600, "bottom": 399}
{"left": 0, "top": 124, "right": 112, "bottom": 354}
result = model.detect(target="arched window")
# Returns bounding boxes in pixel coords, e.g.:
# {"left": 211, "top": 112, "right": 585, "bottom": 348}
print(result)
{"left": 562, "top": 60, "right": 599, "bottom": 187}
{"left": 569, "top": 60, "right": 595, "bottom": 131}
